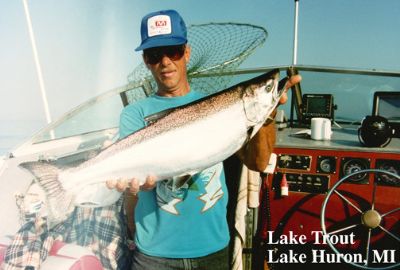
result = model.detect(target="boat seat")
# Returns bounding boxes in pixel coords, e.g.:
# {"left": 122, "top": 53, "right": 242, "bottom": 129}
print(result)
{"left": 0, "top": 238, "right": 103, "bottom": 270}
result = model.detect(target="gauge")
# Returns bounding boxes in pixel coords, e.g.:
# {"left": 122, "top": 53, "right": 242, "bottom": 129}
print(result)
{"left": 277, "top": 154, "right": 311, "bottom": 170}
{"left": 317, "top": 156, "right": 336, "bottom": 174}
{"left": 340, "top": 158, "right": 370, "bottom": 183}
{"left": 320, "top": 159, "right": 332, "bottom": 172}
{"left": 375, "top": 159, "right": 400, "bottom": 187}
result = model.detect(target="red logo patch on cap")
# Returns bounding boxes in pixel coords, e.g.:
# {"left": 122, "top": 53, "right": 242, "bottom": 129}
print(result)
{"left": 148, "top": 15, "right": 172, "bottom": 37}
{"left": 155, "top": 20, "right": 167, "bottom": 27}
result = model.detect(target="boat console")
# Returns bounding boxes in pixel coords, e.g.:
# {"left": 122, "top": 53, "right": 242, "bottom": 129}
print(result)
{"left": 254, "top": 67, "right": 400, "bottom": 270}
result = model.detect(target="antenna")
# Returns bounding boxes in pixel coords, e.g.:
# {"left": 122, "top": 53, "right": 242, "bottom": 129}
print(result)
{"left": 292, "top": 0, "right": 299, "bottom": 65}
{"left": 289, "top": 0, "right": 304, "bottom": 125}
{"left": 22, "top": 0, "right": 53, "bottom": 126}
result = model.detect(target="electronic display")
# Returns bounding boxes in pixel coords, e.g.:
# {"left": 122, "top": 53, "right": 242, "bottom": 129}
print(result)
{"left": 306, "top": 96, "right": 329, "bottom": 114}
{"left": 373, "top": 93, "right": 400, "bottom": 121}
{"left": 302, "top": 94, "right": 334, "bottom": 122}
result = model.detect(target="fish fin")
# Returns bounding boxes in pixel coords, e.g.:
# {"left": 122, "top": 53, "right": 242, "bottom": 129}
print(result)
{"left": 144, "top": 108, "right": 174, "bottom": 125}
{"left": 249, "top": 123, "right": 264, "bottom": 139}
{"left": 19, "top": 161, "right": 74, "bottom": 227}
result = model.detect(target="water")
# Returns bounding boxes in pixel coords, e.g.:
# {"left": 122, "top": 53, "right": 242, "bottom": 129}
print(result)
{"left": 0, "top": 136, "right": 24, "bottom": 156}
{"left": 0, "top": 119, "right": 45, "bottom": 155}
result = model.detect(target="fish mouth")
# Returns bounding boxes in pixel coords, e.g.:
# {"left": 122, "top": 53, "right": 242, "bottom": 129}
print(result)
{"left": 277, "top": 76, "right": 289, "bottom": 96}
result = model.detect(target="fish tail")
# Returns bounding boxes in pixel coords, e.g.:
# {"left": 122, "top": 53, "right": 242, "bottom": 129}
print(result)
{"left": 19, "top": 161, "right": 74, "bottom": 226}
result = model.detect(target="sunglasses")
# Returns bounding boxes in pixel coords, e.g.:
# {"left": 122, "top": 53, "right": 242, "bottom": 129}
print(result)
{"left": 144, "top": 45, "right": 186, "bottom": 65}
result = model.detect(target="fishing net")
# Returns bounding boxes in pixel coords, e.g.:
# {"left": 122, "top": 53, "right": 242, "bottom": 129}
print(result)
{"left": 125, "top": 22, "right": 267, "bottom": 101}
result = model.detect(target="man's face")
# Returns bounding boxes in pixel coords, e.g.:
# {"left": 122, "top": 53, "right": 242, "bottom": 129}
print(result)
{"left": 143, "top": 44, "right": 191, "bottom": 97}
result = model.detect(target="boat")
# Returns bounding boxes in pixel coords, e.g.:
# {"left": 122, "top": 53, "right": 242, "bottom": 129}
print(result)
{"left": 0, "top": 2, "right": 399, "bottom": 270}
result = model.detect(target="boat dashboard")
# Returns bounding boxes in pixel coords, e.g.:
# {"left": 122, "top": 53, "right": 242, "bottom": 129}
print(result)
{"left": 255, "top": 66, "right": 400, "bottom": 269}
{"left": 273, "top": 125, "right": 400, "bottom": 192}
{"left": 258, "top": 125, "right": 400, "bottom": 269}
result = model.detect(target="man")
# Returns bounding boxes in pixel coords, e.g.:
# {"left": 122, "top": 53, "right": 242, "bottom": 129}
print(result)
{"left": 116, "top": 10, "right": 230, "bottom": 270}
{"left": 108, "top": 9, "right": 301, "bottom": 270}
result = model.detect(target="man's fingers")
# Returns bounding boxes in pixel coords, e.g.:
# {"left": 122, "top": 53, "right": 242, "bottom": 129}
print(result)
{"left": 128, "top": 178, "right": 140, "bottom": 195}
{"left": 141, "top": 175, "right": 157, "bottom": 191}
{"left": 106, "top": 175, "right": 157, "bottom": 193}
{"left": 106, "top": 179, "right": 117, "bottom": 189}
{"left": 279, "top": 92, "right": 288, "bottom": 105}
{"left": 286, "top": 74, "right": 302, "bottom": 90}
{"left": 106, "top": 179, "right": 129, "bottom": 192}
{"left": 279, "top": 74, "right": 302, "bottom": 105}
{"left": 116, "top": 179, "right": 128, "bottom": 192}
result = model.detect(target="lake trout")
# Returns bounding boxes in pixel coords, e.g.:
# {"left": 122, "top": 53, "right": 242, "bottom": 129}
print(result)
{"left": 19, "top": 68, "right": 287, "bottom": 226}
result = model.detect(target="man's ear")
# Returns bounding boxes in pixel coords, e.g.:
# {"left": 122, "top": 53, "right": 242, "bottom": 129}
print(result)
{"left": 184, "top": 45, "right": 191, "bottom": 63}
{"left": 143, "top": 54, "right": 150, "bottom": 68}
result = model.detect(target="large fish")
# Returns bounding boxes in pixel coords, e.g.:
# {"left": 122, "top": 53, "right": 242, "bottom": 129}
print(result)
{"left": 20, "top": 69, "right": 287, "bottom": 226}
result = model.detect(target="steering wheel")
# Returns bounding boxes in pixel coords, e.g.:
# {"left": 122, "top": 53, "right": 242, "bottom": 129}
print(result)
{"left": 321, "top": 169, "right": 400, "bottom": 269}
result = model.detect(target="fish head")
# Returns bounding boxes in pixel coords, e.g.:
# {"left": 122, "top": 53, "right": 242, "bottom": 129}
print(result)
{"left": 242, "top": 69, "right": 281, "bottom": 127}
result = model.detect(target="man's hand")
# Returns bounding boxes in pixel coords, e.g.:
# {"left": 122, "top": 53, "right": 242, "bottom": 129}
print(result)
{"left": 106, "top": 176, "right": 157, "bottom": 195}
{"left": 279, "top": 74, "right": 302, "bottom": 105}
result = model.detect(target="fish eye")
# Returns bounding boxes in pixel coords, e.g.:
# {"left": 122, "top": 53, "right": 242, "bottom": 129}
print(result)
{"left": 265, "top": 83, "right": 273, "bottom": 93}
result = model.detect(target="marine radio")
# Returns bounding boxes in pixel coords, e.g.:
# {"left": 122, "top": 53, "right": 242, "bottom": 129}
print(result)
{"left": 302, "top": 94, "right": 334, "bottom": 123}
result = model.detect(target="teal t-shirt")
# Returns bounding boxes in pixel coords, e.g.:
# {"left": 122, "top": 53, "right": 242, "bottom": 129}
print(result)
{"left": 119, "top": 90, "right": 229, "bottom": 258}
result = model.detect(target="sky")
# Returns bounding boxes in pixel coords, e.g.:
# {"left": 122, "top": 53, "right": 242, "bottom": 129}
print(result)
{"left": 0, "top": 0, "right": 399, "bottom": 153}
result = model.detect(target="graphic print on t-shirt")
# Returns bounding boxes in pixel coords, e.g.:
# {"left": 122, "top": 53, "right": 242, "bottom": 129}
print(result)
{"left": 198, "top": 168, "right": 224, "bottom": 212}
{"left": 156, "top": 177, "right": 188, "bottom": 215}
{"left": 156, "top": 165, "right": 224, "bottom": 215}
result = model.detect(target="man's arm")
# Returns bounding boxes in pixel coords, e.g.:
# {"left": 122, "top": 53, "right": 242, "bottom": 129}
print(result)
{"left": 236, "top": 112, "right": 277, "bottom": 172}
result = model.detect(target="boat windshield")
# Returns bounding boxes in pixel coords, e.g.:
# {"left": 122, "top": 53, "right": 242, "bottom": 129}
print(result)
{"left": 32, "top": 84, "right": 147, "bottom": 143}
{"left": 225, "top": 66, "right": 400, "bottom": 124}
{"left": 31, "top": 66, "right": 400, "bottom": 144}
{"left": 279, "top": 67, "right": 400, "bottom": 123}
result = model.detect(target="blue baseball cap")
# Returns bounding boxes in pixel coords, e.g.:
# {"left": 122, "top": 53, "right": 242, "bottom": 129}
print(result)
{"left": 135, "top": 9, "right": 187, "bottom": 51}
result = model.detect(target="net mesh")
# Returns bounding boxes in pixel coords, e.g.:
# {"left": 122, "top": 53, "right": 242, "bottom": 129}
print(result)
{"left": 126, "top": 22, "right": 267, "bottom": 100}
